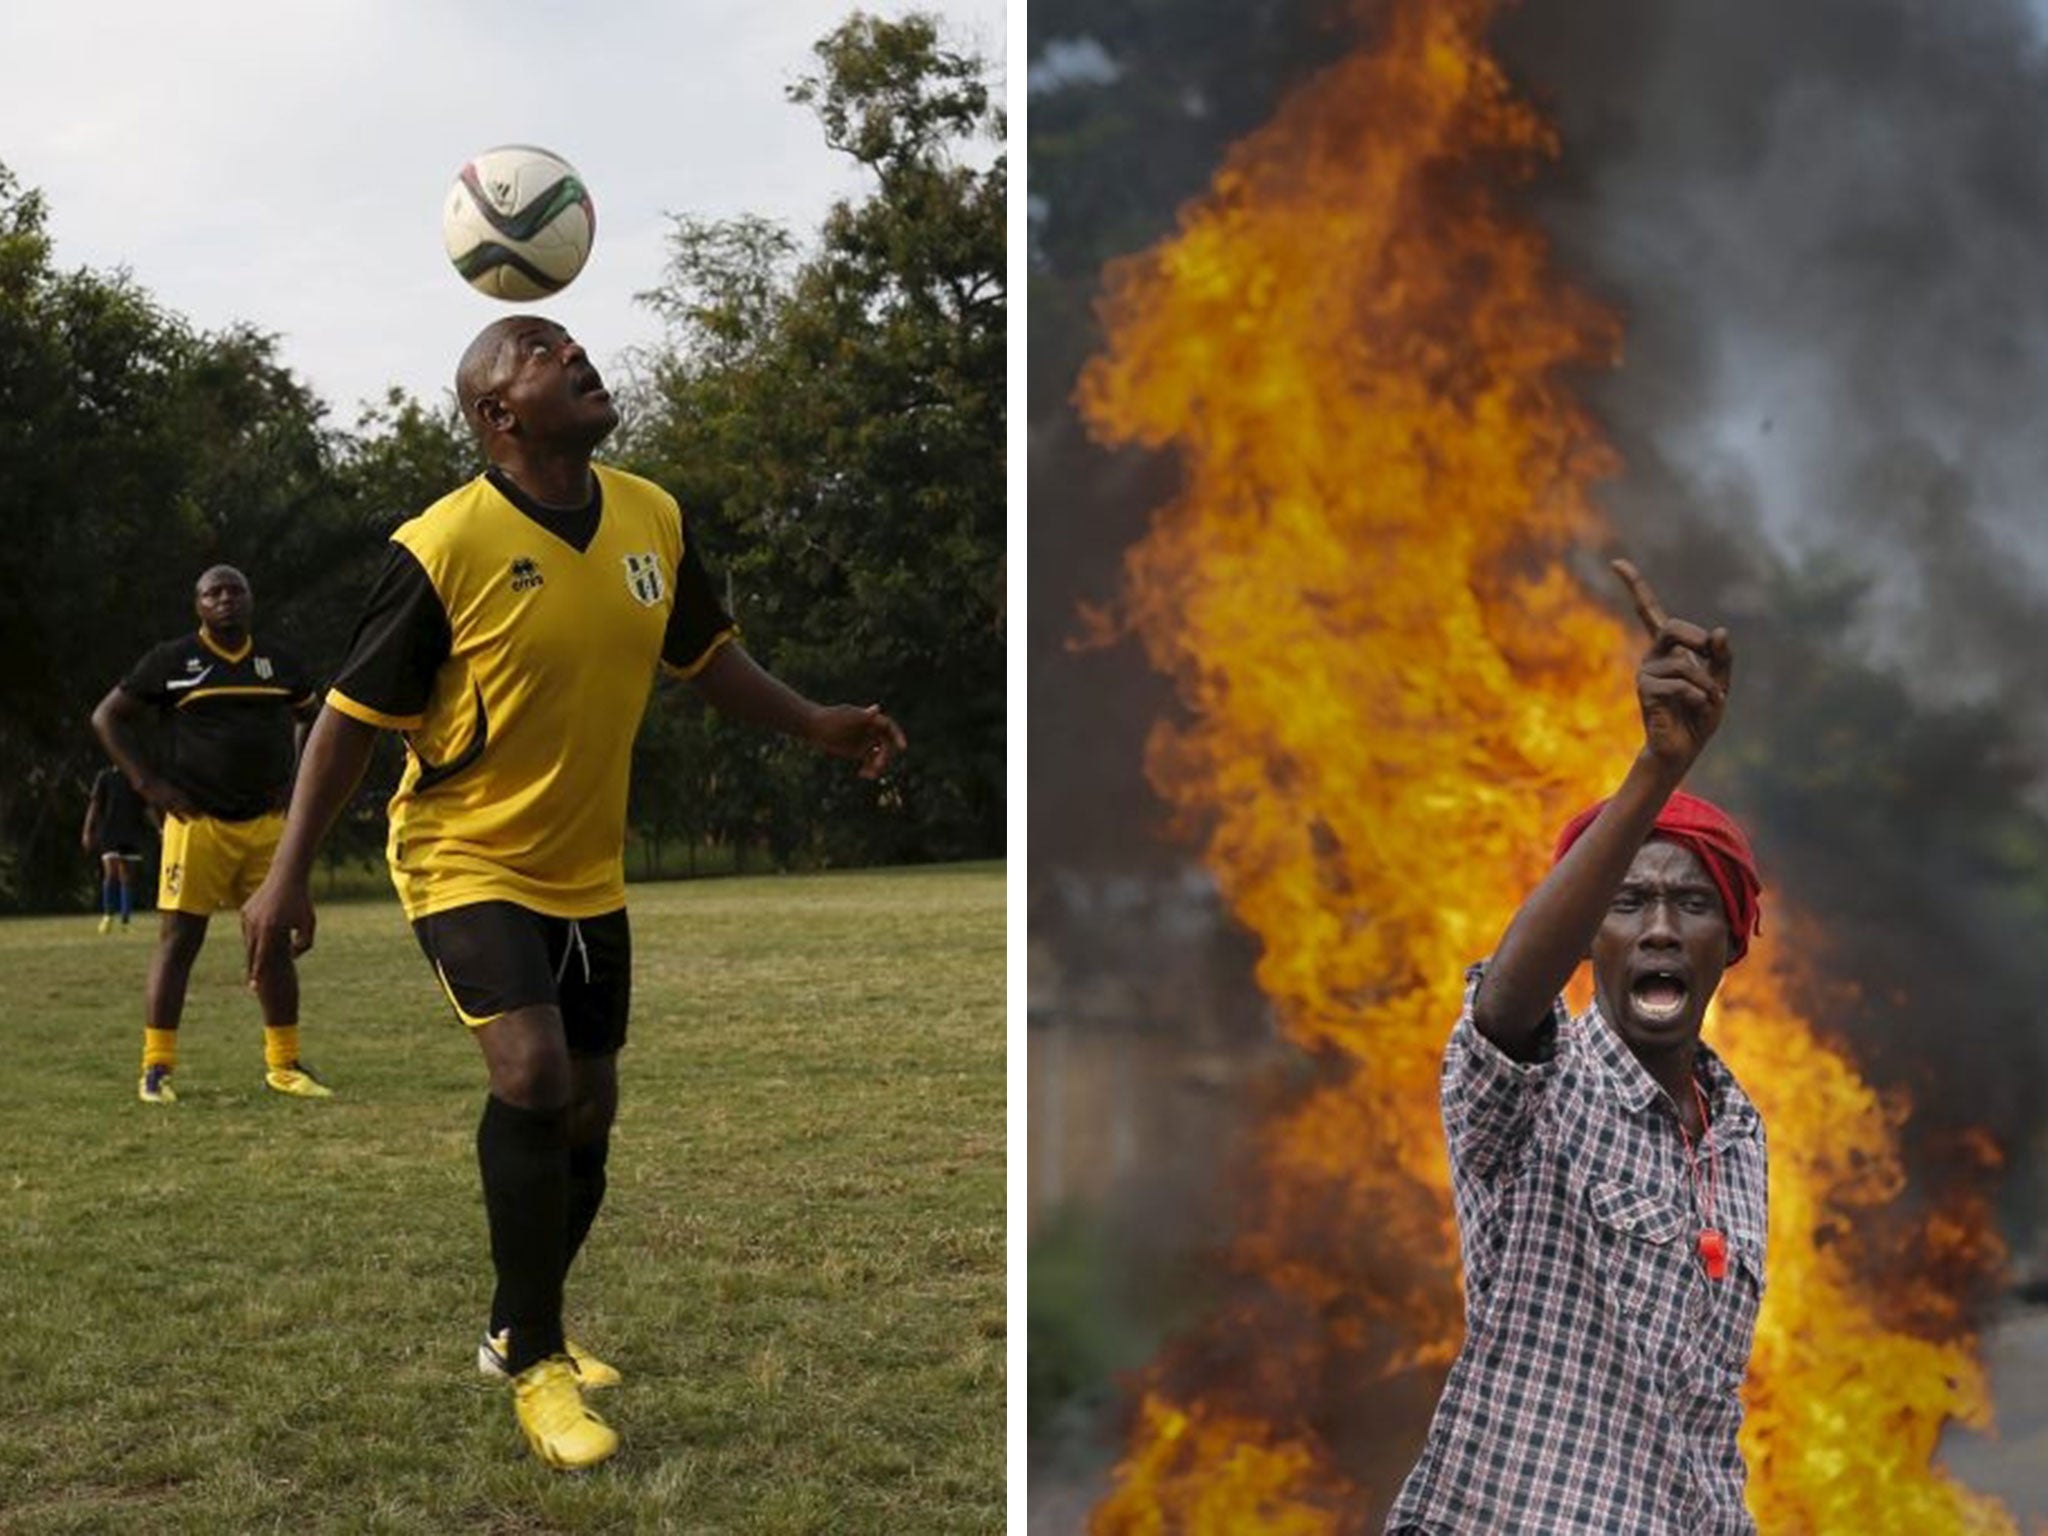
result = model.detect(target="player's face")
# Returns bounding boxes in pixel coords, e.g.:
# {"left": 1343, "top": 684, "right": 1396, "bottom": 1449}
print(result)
{"left": 1589, "top": 838, "right": 1731, "bottom": 1064}
{"left": 194, "top": 568, "right": 252, "bottom": 638}
{"left": 494, "top": 320, "right": 618, "bottom": 450}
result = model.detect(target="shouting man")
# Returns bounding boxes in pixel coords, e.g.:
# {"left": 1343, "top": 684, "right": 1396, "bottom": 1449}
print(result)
{"left": 1387, "top": 561, "right": 1767, "bottom": 1535}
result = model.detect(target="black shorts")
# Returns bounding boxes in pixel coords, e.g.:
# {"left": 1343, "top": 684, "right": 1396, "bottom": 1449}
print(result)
{"left": 411, "top": 902, "right": 630, "bottom": 1057}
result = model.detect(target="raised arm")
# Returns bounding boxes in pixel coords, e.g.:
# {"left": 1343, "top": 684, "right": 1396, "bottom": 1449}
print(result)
{"left": 240, "top": 707, "right": 381, "bottom": 977}
{"left": 1470, "top": 561, "right": 1733, "bottom": 1057}
{"left": 687, "top": 643, "right": 907, "bottom": 779}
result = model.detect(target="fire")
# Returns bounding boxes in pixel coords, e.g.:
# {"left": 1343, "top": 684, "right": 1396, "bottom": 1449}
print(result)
{"left": 1075, "top": 0, "right": 2015, "bottom": 1529}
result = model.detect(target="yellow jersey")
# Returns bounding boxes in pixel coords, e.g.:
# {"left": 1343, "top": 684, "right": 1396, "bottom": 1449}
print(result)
{"left": 326, "top": 464, "right": 736, "bottom": 919}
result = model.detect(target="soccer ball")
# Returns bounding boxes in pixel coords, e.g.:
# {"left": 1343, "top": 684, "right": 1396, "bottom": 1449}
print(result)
{"left": 441, "top": 145, "right": 595, "bottom": 301}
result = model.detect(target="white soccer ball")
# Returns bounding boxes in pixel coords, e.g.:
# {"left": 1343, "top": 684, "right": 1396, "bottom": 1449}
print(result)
{"left": 441, "top": 145, "right": 595, "bottom": 301}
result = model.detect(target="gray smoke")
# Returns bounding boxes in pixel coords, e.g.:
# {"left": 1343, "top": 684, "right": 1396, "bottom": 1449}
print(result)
{"left": 1499, "top": 0, "right": 2048, "bottom": 718}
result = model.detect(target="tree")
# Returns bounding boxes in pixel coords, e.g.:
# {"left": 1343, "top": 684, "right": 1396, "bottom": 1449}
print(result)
{"left": 628, "top": 11, "right": 1006, "bottom": 867}
{"left": 0, "top": 159, "right": 478, "bottom": 908}
{"left": 0, "top": 165, "right": 345, "bottom": 905}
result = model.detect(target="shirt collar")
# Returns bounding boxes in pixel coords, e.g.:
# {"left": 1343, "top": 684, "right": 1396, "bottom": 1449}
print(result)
{"left": 198, "top": 627, "right": 253, "bottom": 664}
{"left": 1581, "top": 1001, "right": 1762, "bottom": 1145}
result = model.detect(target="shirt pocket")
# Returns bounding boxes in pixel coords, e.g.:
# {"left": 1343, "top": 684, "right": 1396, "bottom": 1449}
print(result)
{"left": 1691, "top": 1231, "right": 1765, "bottom": 1389}
{"left": 1585, "top": 1176, "right": 1690, "bottom": 1325}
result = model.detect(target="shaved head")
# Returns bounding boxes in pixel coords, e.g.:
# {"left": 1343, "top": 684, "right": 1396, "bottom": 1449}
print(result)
{"left": 193, "top": 563, "right": 254, "bottom": 642}
{"left": 451, "top": 314, "right": 615, "bottom": 479}
{"left": 196, "top": 564, "right": 249, "bottom": 596}
{"left": 455, "top": 317, "right": 532, "bottom": 438}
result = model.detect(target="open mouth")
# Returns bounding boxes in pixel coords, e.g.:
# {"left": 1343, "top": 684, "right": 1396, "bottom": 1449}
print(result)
{"left": 1629, "top": 971, "right": 1690, "bottom": 1024}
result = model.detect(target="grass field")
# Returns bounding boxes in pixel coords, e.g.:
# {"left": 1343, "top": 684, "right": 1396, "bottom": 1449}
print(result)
{"left": 0, "top": 864, "right": 1004, "bottom": 1535}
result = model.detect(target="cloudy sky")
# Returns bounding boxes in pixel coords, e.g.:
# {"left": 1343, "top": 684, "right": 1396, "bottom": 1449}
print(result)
{"left": 0, "top": 0, "right": 1007, "bottom": 422}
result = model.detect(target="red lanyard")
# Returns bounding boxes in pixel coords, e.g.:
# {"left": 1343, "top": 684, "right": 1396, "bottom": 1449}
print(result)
{"left": 1676, "top": 1077, "right": 1726, "bottom": 1280}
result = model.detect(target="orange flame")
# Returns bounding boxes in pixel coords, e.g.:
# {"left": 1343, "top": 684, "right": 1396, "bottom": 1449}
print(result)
{"left": 1076, "top": 0, "right": 2014, "bottom": 1529}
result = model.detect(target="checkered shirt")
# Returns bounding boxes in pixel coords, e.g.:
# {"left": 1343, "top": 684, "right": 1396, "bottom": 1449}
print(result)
{"left": 1385, "top": 965, "right": 1768, "bottom": 1535}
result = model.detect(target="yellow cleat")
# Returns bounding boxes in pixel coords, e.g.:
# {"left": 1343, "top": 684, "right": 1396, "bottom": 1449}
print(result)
{"left": 265, "top": 1064, "right": 334, "bottom": 1099}
{"left": 566, "top": 1339, "right": 622, "bottom": 1390}
{"left": 97, "top": 915, "right": 114, "bottom": 934}
{"left": 138, "top": 1065, "right": 177, "bottom": 1104}
{"left": 512, "top": 1356, "right": 619, "bottom": 1470}
{"left": 480, "top": 1330, "right": 621, "bottom": 1390}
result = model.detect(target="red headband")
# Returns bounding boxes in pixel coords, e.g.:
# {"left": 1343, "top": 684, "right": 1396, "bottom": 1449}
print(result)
{"left": 1553, "top": 790, "right": 1764, "bottom": 965}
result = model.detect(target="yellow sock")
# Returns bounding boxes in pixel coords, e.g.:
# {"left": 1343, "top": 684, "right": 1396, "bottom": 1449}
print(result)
{"left": 142, "top": 1028, "right": 178, "bottom": 1072}
{"left": 264, "top": 1024, "right": 301, "bottom": 1071}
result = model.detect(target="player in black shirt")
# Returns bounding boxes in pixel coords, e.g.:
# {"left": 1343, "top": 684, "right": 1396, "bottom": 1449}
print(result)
{"left": 92, "top": 565, "right": 332, "bottom": 1104}
{"left": 81, "top": 763, "right": 152, "bottom": 932}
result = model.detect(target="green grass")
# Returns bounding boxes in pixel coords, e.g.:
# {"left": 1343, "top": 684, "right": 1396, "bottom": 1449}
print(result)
{"left": 0, "top": 864, "right": 1004, "bottom": 1535}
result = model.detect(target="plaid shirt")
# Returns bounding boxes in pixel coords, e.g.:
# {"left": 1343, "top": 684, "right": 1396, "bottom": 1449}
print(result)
{"left": 1386, "top": 966, "right": 1768, "bottom": 1535}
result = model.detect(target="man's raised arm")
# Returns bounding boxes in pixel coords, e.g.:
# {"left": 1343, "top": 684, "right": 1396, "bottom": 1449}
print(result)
{"left": 1469, "top": 561, "right": 1734, "bottom": 1058}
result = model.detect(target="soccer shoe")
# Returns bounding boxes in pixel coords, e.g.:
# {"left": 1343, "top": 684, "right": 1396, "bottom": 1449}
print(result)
{"left": 265, "top": 1063, "right": 334, "bottom": 1099}
{"left": 97, "top": 915, "right": 113, "bottom": 934}
{"left": 511, "top": 1356, "right": 619, "bottom": 1470}
{"left": 480, "top": 1329, "right": 621, "bottom": 1389}
{"left": 138, "top": 1065, "right": 177, "bottom": 1104}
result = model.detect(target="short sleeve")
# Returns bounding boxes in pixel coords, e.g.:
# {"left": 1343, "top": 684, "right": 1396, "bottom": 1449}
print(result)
{"left": 118, "top": 640, "right": 181, "bottom": 705}
{"left": 269, "top": 644, "right": 321, "bottom": 712}
{"left": 661, "top": 517, "right": 739, "bottom": 677}
{"left": 1441, "top": 963, "right": 1567, "bottom": 1188}
{"left": 325, "top": 542, "right": 452, "bottom": 729}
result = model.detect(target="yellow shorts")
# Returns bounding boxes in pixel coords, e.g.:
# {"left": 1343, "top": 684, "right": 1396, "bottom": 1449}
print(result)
{"left": 158, "top": 812, "right": 285, "bottom": 915}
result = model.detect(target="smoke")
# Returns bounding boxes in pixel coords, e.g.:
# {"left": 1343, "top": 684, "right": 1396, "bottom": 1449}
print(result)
{"left": 1471, "top": 0, "right": 2048, "bottom": 1242}
{"left": 1499, "top": 0, "right": 2048, "bottom": 711}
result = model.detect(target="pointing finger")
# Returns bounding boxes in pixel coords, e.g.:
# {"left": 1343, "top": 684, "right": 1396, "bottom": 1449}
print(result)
{"left": 1611, "top": 559, "right": 1669, "bottom": 639}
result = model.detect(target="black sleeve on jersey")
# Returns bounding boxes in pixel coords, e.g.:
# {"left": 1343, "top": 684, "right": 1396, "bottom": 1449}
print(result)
{"left": 117, "top": 639, "right": 182, "bottom": 705}
{"left": 265, "top": 642, "right": 322, "bottom": 712}
{"left": 663, "top": 522, "right": 738, "bottom": 672}
{"left": 329, "top": 542, "right": 454, "bottom": 721}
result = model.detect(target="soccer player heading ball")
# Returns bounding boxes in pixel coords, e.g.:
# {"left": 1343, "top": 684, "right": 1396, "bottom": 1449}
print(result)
{"left": 1386, "top": 561, "right": 1767, "bottom": 1535}
{"left": 241, "top": 316, "right": 906, "bottom": 1470}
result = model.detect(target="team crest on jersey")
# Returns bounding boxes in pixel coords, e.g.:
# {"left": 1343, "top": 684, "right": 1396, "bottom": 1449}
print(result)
{"left": 510, "top": 556, "right": 544, "bottom": 593}
{"left": 623, "top": 553, "right": 667, "bottom": 606}
{"left": 254, "top": 656, "right": 273, "bottom": 680}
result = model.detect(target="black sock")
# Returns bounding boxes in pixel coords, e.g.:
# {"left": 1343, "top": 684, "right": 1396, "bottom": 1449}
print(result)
{"left": 476, "top": 1095, "right": 569, "bottom": 1374}
{"left": 564, "top": 1136, "right": 610, "bottom": 1281}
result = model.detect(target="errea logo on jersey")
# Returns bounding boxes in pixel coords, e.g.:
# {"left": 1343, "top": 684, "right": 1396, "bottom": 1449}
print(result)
{"left": 623, "top": 553, "right": 666, "bottom": 606}
{"left": 510, "top": 557, "right": 544, "bottom": 593}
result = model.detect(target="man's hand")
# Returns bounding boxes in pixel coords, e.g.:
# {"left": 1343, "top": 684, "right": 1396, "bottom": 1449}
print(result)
{"left": 138, "top": 774, "right": 204, "bottom": 823}
{"left": 810, "top": 704, "right": 908, "bottom": 780}
{"left": 1613, "top": 559, "right": 1732, "bottom": 773}
{"left": 242, "top": 873, "right": 318, "bottom": 986}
